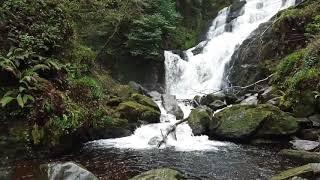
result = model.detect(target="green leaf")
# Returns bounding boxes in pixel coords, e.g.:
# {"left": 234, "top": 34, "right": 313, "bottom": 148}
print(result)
{"left": 0, "top": 96, "right": 14, "bottom": 107}
{"left": 23, "top": 94, "right": 35, "bottom": 104}
{"left": 16, "top": 94, "right": 24, "bottom": 108}
{"left": 3, "top": 90, "right": 14, "bottom": 97}
{"left": 32, "top": 64, "right": 50, "bottom": 71}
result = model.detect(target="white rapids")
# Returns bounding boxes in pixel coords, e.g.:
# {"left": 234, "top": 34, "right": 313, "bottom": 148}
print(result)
{"left": 89, "top": 0, "right": 296, "bottom": 151}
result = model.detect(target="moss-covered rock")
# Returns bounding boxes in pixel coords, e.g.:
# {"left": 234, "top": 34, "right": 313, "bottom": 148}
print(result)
{"left": 131, "top": 93, "right": 160, "bottom": 111}
{"left": 271, "top": 163, "right": 320, "bottom": 180}
{"left": 210, "top": 104, "right": 298, "bottom": 140}
{"left": 188, "top": 106, "right": 214, "bottom": 135}
{"left": 116, "top": 101, "right": 161, "bottom": 124}
{"left": 279, "top": 149, "right": 320, "bottom": 163}
{"left": 130, "top": 168, "right": 186, "bottom": 180}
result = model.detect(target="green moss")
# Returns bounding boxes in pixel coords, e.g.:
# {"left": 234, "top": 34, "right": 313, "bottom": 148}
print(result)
{"left": 274, "top": 50, "right": 306, "bottom": 84}
{"left": 117, "top": 101, "right": 160, "bottom": 123}
{"left": 131, "top": 93, "right": 159, "bottom": 111}
{"left": 212, "top": 104, "right": 298, "bottom": 140}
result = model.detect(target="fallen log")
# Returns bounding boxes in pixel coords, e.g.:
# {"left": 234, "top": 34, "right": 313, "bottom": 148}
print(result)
{"left": 157, "top": 118, "right": 189, "bottom": 148}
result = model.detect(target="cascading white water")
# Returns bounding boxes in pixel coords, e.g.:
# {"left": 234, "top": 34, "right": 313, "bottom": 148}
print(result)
{"left": 166, "top": 0, "right": 296, "bottom": 99}
{"left": 90, "top": 0, "right": 296, "bottom": 151}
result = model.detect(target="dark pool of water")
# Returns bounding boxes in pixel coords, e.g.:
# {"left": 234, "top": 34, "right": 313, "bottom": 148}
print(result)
{"left": 2, "top": 143, "right": 300, "bottom": 180}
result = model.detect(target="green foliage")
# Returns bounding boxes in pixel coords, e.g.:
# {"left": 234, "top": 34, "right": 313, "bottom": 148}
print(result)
{"left": 306, "top": 15, "right": 320, "bottom": 37}
{"left": 126, "top": 0, "right": 181, "bottom": 60}
{"left": 273, "top": 37, "right": 320, "bottom": 113}
{"left": 273, "top": 50, "right": 306, "bottom": 84}
{"left": 71, "top": 76, "right": 104, "bottom": 100}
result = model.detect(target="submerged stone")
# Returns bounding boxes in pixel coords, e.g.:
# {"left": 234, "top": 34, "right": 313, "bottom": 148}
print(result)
{"left": 130, "top": 168, "right": 186, "bottom": 180}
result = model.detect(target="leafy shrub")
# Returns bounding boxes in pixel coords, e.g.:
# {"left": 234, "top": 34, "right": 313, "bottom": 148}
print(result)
{"left": 71, "top": 76, "right": 104, "bottom": 100}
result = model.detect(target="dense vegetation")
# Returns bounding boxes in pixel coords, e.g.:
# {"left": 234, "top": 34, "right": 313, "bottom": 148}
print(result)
{"left": 0, "top": 0, "right": 180, "bottom": 155}
{"left": 271, "top": 0, "right": 320, "bottom": 117}
{"left": 0, "top": 0, "right": 233, "bottom": 157}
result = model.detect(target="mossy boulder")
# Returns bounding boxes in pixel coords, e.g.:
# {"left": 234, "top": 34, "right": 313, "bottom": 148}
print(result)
{"left": 131, "top": 94, "right": 160, "bottom": 111}
{"left": 116, "top": 101, "right": 161, "bottom": 124}
{"left": 210, "top": 104, "right": 299, "bottom": 141}
{"left": 188, "top": 106, "right": 215, "bottom": 135}
{"left": 130, "top": 168, "right": 186, "bottom": 180}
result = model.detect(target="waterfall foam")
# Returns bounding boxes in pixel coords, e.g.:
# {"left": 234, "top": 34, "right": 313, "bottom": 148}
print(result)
{"left": 90, "top": 0, "right": 296, "bottom": 151}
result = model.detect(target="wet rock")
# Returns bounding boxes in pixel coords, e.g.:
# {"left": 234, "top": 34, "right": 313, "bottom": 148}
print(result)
{"left": 117, "top": 101, "right": 161, "bottom": 124}
{"left": 200, "top": 93, "right": 225, "bottom": 106}
{"left": 191, "top": 41, "right": 207, "bottom": 56}
{"left": 308, "top": 114, "right": 320, "bottom": 127}
{"left": 208, "top": 100, "right": 227, "bottom": 111}
{"left": 299, "top": 128, "right": 320, "bottom": 141}
{"left": 226, "top": 0, "right": 246, "bottom": 24}
{"left": 240, "top": 94, "right": 258, "bottom": 105}
{"left": 188, "top": 106, "right": 214, "bottom": 135}
{"left": 258, "top": 86, "right": 277, "bottom": 103}
{"left": 211, "top": 104, "right": 298, "bottom": 140}
{"left": 171, "top": 50, "right": 188, "bottom": 61}
{"left": 161, "top": 94, "right": 184, "bottom": 120}
{"left": 290, "top": 140, "right": 319, "bottom": 151}
{"left": 271, "top": 163, "right": 320, "bottom": 180}
{"left": 130, "top": 168, "right": 186, "bottom": 180}
{"left": 296, "top": 118, "right": 313, "bottom": 129}
{"left": 148, "top": 91, "right": 161, "bottom": 101}
{"left": 192, "top": 95, "right": 202, "bottom": 107}
{"left": 129, "top": 81, "right": 149, "bottom": 96}
{"left": 266, "top": 97, "right": 281, "bottom": 106}
{"left": 37, "top": 162, "right": 98, "bottom": 180}
{"left": 148, "top": 136, "right": 162, "bottom": 146}
{"left": 279, "top": 149, "right": 320, "bottom": 163}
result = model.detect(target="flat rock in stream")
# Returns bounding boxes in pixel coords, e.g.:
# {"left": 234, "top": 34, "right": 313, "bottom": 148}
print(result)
{"left": 290, "top": 140, "right": 320, "bottom": 151}
{"left": 130, "top": 168, "right": 186, "bottom": 180}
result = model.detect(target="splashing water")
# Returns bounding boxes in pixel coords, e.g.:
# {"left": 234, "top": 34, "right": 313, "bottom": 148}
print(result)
{"left": 90, "top": 0, "right": 296, "bottom": 151}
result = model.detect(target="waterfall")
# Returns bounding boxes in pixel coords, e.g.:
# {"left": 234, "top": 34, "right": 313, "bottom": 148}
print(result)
{"left": 90, "top": 0, "right": 296, "bottom": 151}
{"left": 165, "top": 0, "right": 296, "bottom": 99}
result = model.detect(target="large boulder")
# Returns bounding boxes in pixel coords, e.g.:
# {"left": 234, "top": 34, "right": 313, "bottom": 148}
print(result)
{"left": 116, "top": 101, "right": 161, "bottom": 124}
{"left": 271, "top": 163, "right": 320, "bottom": 180}
{"left": 210, "top": 104, "right": 299, "bottom": 140}
{"left": 130, "top": 168, "right": 186, "bottom": 180}
{"left": 37, "top": 162, "right": 98, "bottom": 180}
{"left": 161, "top": 94, "right": 184, "bottom": 120}
{"left": 188, "top": 106, "right": 215, "bottom": 135}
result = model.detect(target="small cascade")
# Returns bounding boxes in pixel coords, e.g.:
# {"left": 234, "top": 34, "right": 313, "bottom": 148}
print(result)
{"left": 91, "top": 101, "right": 228, "bottom": 151}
